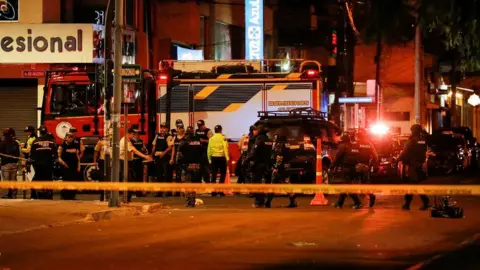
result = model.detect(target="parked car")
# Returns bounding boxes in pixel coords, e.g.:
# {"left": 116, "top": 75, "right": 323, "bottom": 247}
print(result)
{"left": 255, "top": 108, "right": 341, "bottom": 184}
{"left": 427, "top": 133, "right": 468, "bottom": 174}
{"left": 432, "top": 127, "right": 479, "bottom": 168}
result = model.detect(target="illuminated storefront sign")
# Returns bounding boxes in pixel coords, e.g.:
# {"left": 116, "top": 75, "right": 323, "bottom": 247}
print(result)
{"left": 0, "top": 24, "right": 93, "bottom": 63}
{"left": 0, "top": 0, "right": 18, "bottom": 22}
{"left": 339, "top": 97, "right": 374, "bottom": 104}
{"left": 245, "top": 0, "right": 263, "bottom": 60}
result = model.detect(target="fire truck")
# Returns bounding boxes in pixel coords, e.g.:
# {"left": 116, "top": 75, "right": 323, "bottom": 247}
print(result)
{"left": 40, "top": 59, "right": 326, "bottom": 180}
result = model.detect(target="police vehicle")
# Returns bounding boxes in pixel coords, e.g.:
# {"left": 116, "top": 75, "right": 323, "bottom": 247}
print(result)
{"left": 254, "top": 108, "right": 341, "bottom": 184}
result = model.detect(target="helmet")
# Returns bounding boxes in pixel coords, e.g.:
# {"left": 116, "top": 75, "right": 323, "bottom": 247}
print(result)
{"left": 357, "top": 129, "right": 368, "bottom": 140}
{"left": 38, "top": 125, "right": 48, "bottom": 135}
{"left": 24, "top": 126, "right": 35, "bottom": 133}
{"left": 256, "top": 124, "right": 267, "bottom": 135}
{"left": 275, "top": 126, "right": 289, "bottom": 141}
{"left": 69, "top": 127, "right": 78, "bottom": 133}
{"left": 197, "top": 120, "right": 205, "bottom": 127}
{"left": 214, "top": 125, "right": 222, "bottom": 133}
{"left": 175, "top": 119, "right": 183, "bottom": 126}
{"left": 410, "top": 124, "right": 422, "bottom": 135}
{"left": 340, "top": 133, "right": 351, "bottom": 143}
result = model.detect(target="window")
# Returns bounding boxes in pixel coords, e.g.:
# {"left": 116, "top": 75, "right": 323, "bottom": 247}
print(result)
{"left": 384, "top": 112, "right": 410, "bottom": 121}
{"left": 51, "top": 84, "right": 97, "bottom": 116}
{"left": 214, "top": 21, "right": 232, "bottom": 60}
{"left": 125, "top": 0, "right": 136, "bottom": 28}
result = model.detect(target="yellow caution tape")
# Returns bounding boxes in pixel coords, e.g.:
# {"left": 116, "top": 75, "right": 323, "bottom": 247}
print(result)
{"left": 1, "top": 182, "right": 479, "bottom": 196}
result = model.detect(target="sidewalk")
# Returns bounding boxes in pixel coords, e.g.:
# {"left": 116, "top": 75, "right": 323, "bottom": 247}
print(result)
{"left": 0, "top": 199, "right": 166, "bottom": 235}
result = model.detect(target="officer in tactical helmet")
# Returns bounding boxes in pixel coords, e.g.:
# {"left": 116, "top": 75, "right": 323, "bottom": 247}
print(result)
{"left": 398, "top": 124, "right": 431, "bottom": 210}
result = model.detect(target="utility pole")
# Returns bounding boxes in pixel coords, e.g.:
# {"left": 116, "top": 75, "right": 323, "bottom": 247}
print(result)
{"left": 109, "top": 0, "right": 124, "bottom": 207}
{"left": 104, "top": 0, "right": 114, "bottom": 205}
{"left": 414, "top": 13, "right": 422, "bottom": 124}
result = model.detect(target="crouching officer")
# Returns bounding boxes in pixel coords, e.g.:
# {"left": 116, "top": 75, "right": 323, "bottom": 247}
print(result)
{"left": 177, "top": 127, "right": 203, "bottom": 207}
{"left": 332, "top": 133, "right": 362, "bottom": 209}
{"left": 356, "top": 130, "right": 378, "bottom": 208}
{"left": 246, "top": 125, "right": 273, "bottom": 208}
{"left": 266, "top": 127, "right": 297, "bottom": 208}
{"left": 30, "top": 126, "right": 57, "bottom": 200}
{"left": 398, "top": 124, "right": 431, "bottom": 210}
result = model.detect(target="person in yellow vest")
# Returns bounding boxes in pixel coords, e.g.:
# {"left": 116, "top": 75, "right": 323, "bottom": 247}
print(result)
{"left": 21, "top": 126, "right": 37, "bottom": 179}
{"left": 207, "top": 125, "right": 229, "bottom": 196}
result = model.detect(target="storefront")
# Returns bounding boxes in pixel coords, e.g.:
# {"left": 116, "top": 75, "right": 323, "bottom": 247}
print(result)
{"left": 0, "top": 23, "right": 95, "bottom": 140}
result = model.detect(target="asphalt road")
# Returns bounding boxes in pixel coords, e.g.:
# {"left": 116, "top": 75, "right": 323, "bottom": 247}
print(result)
{"left": 0, "top": 173, "right": 479, "bottom": 270}
{"left": 1, "top": 193, "right": 480, "bottom": 270}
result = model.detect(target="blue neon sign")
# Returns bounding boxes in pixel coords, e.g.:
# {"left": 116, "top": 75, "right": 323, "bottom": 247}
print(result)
{"left": 245, "top": 0, "right": 263, "bottom": 60}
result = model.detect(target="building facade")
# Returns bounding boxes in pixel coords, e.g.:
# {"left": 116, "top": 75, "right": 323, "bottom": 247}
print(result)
{"left": 0, "top": 0, "right": 275, "bottom": 140}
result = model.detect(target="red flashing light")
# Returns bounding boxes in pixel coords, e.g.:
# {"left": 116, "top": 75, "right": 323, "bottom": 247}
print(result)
{"left": 158, "top": 74, "right": 168, "bottom": 83}
{"left": 72, "top": 67, "right": 79, "bottom": 71}
{"left": 305, "top": 70, "right": 319, "bottom": 77}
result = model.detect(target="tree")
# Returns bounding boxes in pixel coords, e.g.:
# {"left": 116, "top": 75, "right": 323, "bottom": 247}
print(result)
{"left": 419, "top": 0, "right": 480, "bottom": 126}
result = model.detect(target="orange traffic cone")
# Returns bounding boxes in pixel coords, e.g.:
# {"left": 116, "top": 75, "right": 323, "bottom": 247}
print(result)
{"left": 310, "top": 139, "right": 328, "bottom": 206}
{"left": 224, "top": 168, "right": 233, "bottom": 195}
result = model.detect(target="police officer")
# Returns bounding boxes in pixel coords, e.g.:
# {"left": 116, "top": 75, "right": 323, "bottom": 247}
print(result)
{"left": 68, "top": 127, "right": 85, "bottom": 159}
{"left": 208, "top": 125, "right": 229, "bottom": 196}
{"left": 58, "top": 132, "right": 81, "bottom": 200}
{"left": 21, "top": 126, "right": 37, "bottom": 177}
{"left": 170, "top": 123, "right": 186, "bottom": 197}
{"left": 356, "top": 130, "right": 379, "bottom": 208}
{"left": 246, "top": 125, "right": 273, "bottom": 208}
{"left": 171, "top": 119, "right": 183, "bottom": 137}
{"left": 398, "top": 124, "right": 431, "bottom": 210}
{"left": 30, "top": 126, "right": 57, "bottom": 200}
{"left": 266, "top": 127, "right": 297, "bottom": 208}
{"left": 0, "top": 128, "right": 20, "bottom": 199}
{"left": 195, "top": 120, "right": 213, "bottom": 183}
{"left": 151, "top": 122, "right": 174, "bottom": 196}
{"left": 131, "top": 129, "right": 147, "bottom": 197}
{"left": 177, "top": 127, "right": 203, "bottom": 207}
{"left": 332, "top": 133, "right": 362, "bottom": 209}
{"left": 236, "top": 125, "right": 254, "bottom": 184}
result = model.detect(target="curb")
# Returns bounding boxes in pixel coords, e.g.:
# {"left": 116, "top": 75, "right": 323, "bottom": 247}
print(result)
{"left": 1, "top": 203, "right": 167, "bottom": 236}
{"left": 407, "top": 233, "right": 480, "bottom": 270}
{"left": 84, "top": 203, "right": 167, "bottom": 221}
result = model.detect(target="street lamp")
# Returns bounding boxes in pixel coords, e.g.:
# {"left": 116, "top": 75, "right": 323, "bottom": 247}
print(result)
{"left": 467, "top": 94, "right": 480, "bottom": 107}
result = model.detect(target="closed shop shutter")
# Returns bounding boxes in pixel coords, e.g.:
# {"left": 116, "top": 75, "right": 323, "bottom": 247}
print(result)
{"left": 0, "top": 79, "right": 38, "bottom": 142}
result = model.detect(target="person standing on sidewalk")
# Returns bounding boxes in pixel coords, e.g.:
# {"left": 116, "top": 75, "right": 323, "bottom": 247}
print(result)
{"left": 21, "top": 126, "right": 37, "bottom": 179}
{"left": 30, "top": 126, "right": 57, "bottom": 200}
{"left": 93, "top": 136, "right": 108, "bottom": 201}
{"left": 207, "top": 125, "right": 229, "bottom": 197}
{"left": 131, "top": 130, "right": 148, "bottom": 197}
{"left": 121, "top": 127, "right": 152, "bottom": 202}
{"left": 151, "top": 123, "right": 174, "bottom": 197}
{"left": 0, "top": 128, "right": 20, "bottom": 199}
{"left": 177, "top": 127, "right": 203, "bottom": 207}
{"left": 58, "top": 132, "right": 80, "bottom": 200}
{"left": 195, "top": 120, "right": 213, "bottom": 184}
{"left": 170, "top": 123, "right": 186, "bottom": 197}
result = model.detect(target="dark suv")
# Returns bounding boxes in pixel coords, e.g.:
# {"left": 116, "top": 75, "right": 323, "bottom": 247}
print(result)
{"left": 255, "top": 108, "right": 342, "bottom": 184}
